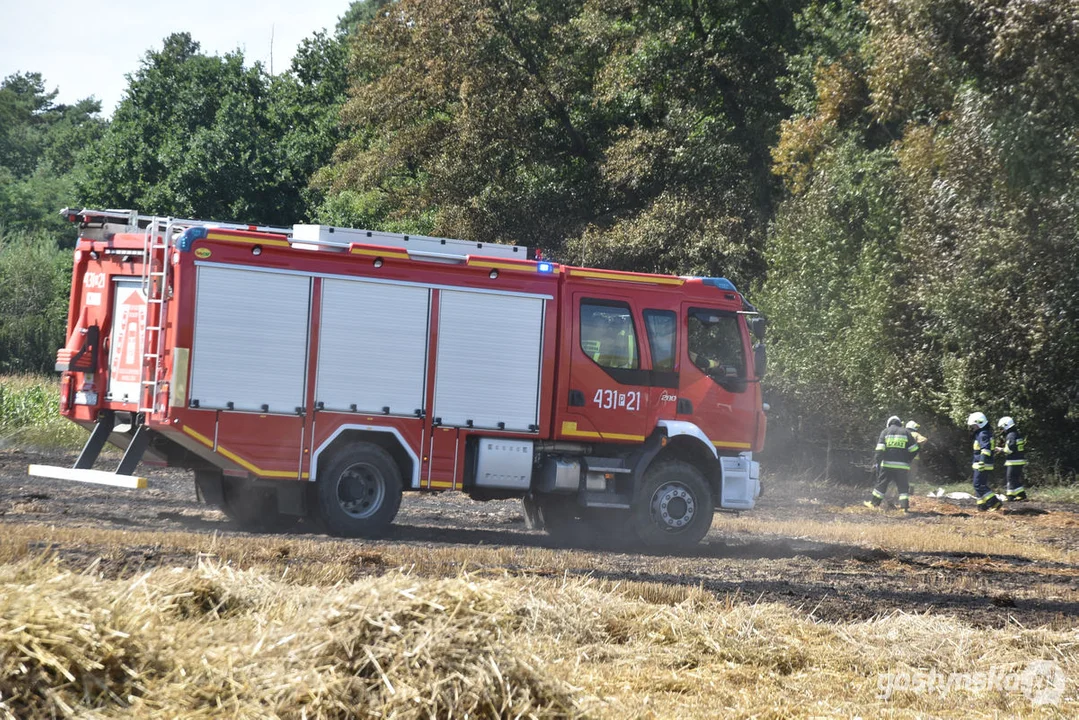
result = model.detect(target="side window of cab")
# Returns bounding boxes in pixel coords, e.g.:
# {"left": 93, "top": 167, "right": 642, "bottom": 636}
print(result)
{"left": 643, "top": 309, "right": 677, "bottom": 371}
{"left": 580, "top": 301, "right": 639, "bottom": 370}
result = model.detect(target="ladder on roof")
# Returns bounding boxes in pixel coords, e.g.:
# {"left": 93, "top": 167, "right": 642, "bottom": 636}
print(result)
{"left": 138, "top": 217, "right": 172, "bottom": 416}
{"left": 123, "top": 213, "right": 293, "bottom": 416}
{"left": 64, "top": 207, "right": 293, "bottom": 236}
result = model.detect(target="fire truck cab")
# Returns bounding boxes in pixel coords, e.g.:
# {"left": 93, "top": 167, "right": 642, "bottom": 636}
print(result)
{"left": 32, "top": 209, "right": 767, "bottom": 548}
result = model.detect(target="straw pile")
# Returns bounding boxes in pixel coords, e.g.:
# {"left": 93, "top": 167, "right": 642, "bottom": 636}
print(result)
{"left": 0, "top": 558, "right": 583, "bottom": 719}
{"left": 0, "top": 559, "right": 164, "bottom": 716}
{"left": 0, "top": 557, "right": 1075, "bottom": 719}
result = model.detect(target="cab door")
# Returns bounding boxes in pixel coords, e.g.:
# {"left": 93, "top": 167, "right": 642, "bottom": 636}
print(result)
{"left": 640, "top": 308, "right": 681, "bottom": 428}
{"left": 677, "top": 305, "right": 756, "bottom": 452}
{"left": 562, "top": 295, "right": 651, "bottom": 442}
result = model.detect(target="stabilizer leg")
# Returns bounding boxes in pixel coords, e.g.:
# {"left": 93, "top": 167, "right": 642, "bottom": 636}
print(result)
{"left": 116, "top": 423, "right": 151, "bottom": 476}
{"left": 74, "top": 410, "right": 115, "bottom": 469}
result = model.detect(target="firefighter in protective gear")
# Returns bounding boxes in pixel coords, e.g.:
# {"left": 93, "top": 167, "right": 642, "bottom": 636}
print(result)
{"left": 904, "top": 420, "right": 927, "bottom": 483}
{"left": 996, "top": 416, "right": 1027, "bottom": 501}
{"left": 968, "top": 411, "right": 1002, "bottom": 511}
{"left": 865, "top": 416, "right": 920, "bottom": 511}
{"left": 905, "top": 420, "right": 927, "bottom": 447}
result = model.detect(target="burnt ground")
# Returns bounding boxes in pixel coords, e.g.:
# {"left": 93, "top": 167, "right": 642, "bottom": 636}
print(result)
{"left": 2, "top": 447, "right": 1077, "bottom": 629}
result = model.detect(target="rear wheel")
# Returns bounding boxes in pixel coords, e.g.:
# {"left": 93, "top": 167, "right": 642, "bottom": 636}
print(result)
{"left": 631, "top": 460, "right": 714, "bottom": 548}
{"left": 315, "top": 443, "right": 403, "bottom": 538}
{"left": 216, "top": 475, "right": 297, "bottom": 533}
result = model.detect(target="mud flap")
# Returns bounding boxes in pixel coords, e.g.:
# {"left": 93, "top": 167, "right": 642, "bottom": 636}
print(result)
{"left": 627, "top": 429, "right": 670, "bottom": 499}
{"left": 194, "top": 470, "right": 225, "bottom": 506}
{"left": 275, "top": 482, "right": 307, "bottom": 517}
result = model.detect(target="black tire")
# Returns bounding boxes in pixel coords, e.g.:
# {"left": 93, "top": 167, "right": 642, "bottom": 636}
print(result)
{"left": 217, "top": 476, "right": 297, "bottom": 533}
{"left": 314, "top": 442, "right": 403, "bottom": 538}
{"left": 631, "top": 459, "right": 715, "bottom": 548}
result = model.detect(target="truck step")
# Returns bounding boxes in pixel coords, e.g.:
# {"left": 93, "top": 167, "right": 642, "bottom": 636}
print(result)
{"left": 28, "top": 465, "right": 148, "bottom": 489}
{"left": 583, "top": 456, "right": 632, "bottom": 474}
{"left": 580, "top": 491, "right": 631, "bottom": 509}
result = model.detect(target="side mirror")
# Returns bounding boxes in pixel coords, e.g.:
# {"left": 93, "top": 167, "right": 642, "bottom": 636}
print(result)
{"left": 749, "top": 316, "right": 767, "bottom": 342}
{"left": 753, "top": 342, "right": 767, "bottom": 379}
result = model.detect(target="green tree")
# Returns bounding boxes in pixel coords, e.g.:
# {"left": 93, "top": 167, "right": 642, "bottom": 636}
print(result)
{"left": 78, "top": 31, "right": 348, "bottom": 226}
{"left": 760, "top": 0, "right": 1079, "bottom": 474}
{"left": 318, "top": 0, "right": 806, "bottom": 287}
{"left": 0, "top": 72, "right": 105, "bottom": 236}
{"left": 0, "top": 228, "right": 71, "bottom": 372}
{"left": 337, "top": 0, "right": 394, "bottom": 33}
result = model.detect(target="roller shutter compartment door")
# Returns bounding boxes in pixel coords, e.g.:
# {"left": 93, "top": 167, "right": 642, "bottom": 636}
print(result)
{"left": 317, "top": 279, "right": 429, "bottom": 414}
{"left": 434, "top": 290, "right": 544, "bottom": 431}
{"left": 189, "top": 266, "right": 311, "bottom": 413}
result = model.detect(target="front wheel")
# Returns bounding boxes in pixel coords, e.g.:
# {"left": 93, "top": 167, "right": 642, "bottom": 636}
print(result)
{"left": 631, "top": 460, "right": 715, "bottom": 548}
{"left": 314, "top": 443, "right": 403, "bottom": 538}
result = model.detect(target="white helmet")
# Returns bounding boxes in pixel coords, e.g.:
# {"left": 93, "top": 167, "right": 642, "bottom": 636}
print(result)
{"left": 905, "top": 420, "right": 920, "bottom": 431}
{"left": 886, "top": 415, "right": 902, "bottom": 427}
{"left": 997, "top": 416, "right": 1015, "bottom": 432}
{"left": 967, "top": 412, "right": 988, "bottom": 429}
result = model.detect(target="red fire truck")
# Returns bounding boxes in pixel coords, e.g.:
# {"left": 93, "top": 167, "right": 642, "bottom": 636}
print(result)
{"left": 30, "top": 209, "right": 767, "bottom": 547}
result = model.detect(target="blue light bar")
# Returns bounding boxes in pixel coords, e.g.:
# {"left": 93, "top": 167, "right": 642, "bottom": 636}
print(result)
{"left": 702, "top": 277, "right": 738, "bottom": 292}
{"left": 537, "top": 262, "right": 553, "bottom": 273}
{"left": 177, "top": 226, "right": 208, "bottom": 252}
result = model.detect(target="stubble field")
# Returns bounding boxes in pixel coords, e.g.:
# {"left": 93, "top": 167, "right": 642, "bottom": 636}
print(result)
{"left": 0, "top": 448, "right": 1076, "bottom": 718}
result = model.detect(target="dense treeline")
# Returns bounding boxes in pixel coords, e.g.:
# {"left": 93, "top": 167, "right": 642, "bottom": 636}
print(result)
{"left": 762, "top": 0, "right": 1079, "bottom": 474}
{"left": 1, "top": 0, "right": 1076, "bottom": 477}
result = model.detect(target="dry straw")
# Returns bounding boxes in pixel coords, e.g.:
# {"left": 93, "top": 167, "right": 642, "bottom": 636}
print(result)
{"left": 0, "top": 557, "right": 1075, "bottom": 719}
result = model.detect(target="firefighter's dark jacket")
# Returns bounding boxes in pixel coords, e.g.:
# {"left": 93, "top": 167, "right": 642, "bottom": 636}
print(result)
{"left": 874, "top": 426, "right": 920, "bottom": 470}
{"left": 1001, "top": 429, "right": 1027, "bottom": 467}
{"left": 971, "top": 427, "right": 994, "bottom": 470}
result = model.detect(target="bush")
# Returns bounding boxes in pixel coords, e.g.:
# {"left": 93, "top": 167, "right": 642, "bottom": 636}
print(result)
{"left": 0, "top": 228, "right": 71, "bottom": 374}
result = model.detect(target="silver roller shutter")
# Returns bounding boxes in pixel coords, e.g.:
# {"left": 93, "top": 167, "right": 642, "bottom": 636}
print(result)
{"left": 434, "top": 290, "right": 543, "bottom": 431}
{"left": 317, "top": 279, "right": 429, "bottom": 414}
{"left": 189, "top": 266, "right": 310, "bottom": 413}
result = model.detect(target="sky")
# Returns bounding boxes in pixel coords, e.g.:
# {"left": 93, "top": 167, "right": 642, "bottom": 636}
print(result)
{"left": 0, "top": 0, "right": 353, "bottom": 116}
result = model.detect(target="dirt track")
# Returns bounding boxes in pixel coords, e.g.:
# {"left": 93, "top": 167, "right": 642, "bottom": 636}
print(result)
{"left": 2, "top": 448, "right": 1078, "bottom": 629}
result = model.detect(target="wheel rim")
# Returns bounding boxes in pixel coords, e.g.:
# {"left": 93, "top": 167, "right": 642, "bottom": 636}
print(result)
{"left": 650, "top": 481, "right": 697, "bottom": 532}
{"left": 336, "top": 462, "right": 386, "bottom": 519}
